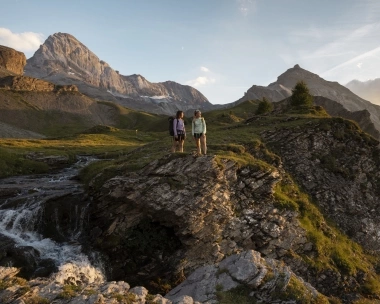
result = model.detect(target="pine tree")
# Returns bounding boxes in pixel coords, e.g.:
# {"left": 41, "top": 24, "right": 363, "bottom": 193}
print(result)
{"left": 256, "top": 97, "right": 273, "bottom": 115}
{"left": 290, "top": 81, "right": 313, "bottom": 108}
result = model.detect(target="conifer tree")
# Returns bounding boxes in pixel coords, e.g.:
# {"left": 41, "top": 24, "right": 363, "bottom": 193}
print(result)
{"left": 256, "top": 97, "right": 273, "bottom": 114}
{"left": 290, "top": 81, "right": 313, "bottom": 108}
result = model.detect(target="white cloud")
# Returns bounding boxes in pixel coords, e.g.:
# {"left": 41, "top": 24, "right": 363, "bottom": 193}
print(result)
{"left": 357, "top": 62, "right": 363, "bottom": 68}
{"left": 0, "top": 28, "right": 44, "bottom": 52}
{"left": 236, "top": 0, "right": 257, "bottom": 16}
{"left": 200, "top": 66, "right": 209, "bottom": 72}
{"left": 186, "top": 76, "right": 216, "bottom": 87}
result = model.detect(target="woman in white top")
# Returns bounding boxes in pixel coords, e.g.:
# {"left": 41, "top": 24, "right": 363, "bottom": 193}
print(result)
{"left": 172, "top": 110, "right": 186, "bottom": 152}
{"left": 192, "top": 110, "right": 207, "bottom": 156}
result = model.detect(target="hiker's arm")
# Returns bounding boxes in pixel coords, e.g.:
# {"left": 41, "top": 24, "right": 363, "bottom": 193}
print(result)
{"left": 202, "top": 119, "right": 206, "bottom": 135}
{"left": 192, "top": 120, "right": 195, "bottom": 136}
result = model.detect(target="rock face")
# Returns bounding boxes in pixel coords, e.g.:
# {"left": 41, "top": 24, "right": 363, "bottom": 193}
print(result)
{"left": 166, "top": 250, "right": 324, "bottom": 303}
{"left": 236, "top": 64, "right": 380, "bottom": 138}
{"left": 88, "top": 154, "right": 308, "bottom": 291}
{"left": 261, "top": 117, "right": 380, "bottom": 252}
{"left": 24, "top": 33, "right": 213, "bottom": 115}
{"left": 0, "top": 75, "right": 78, "bottom": 92}
{"left": 346, "top": 78, "right": 380, "bottom": 106}
{"left": 0, "top": 45, "right": 26, "bottom": 75}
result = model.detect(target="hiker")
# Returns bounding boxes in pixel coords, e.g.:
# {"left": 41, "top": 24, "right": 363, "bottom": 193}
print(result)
{"left": 192, "top": 109, "right": 207, "bottom": 156}
{"left": 172, "top": 110, "right": 186, "bottom": 152}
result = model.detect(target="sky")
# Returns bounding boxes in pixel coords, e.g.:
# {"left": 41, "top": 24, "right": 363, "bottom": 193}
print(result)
{"left": 1, "top": 0, "right": 380, "bottom": 105}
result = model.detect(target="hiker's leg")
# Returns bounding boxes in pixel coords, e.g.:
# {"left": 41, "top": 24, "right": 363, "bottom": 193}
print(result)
{"left": 195, "top": 138, "right": 201, "bottom": 155}
{"left": 179, "top": 139, "right": 184, "bottom": 152}
{"left": 201, "top": 135, "right": 207, "bottom": 155}
{"left": 171, "top": 137, "right": 177, "bottom": 152}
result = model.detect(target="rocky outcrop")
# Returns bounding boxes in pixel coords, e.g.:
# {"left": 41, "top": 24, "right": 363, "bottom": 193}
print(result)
{"left": 346, "top": 78, "right": 380, "bottom": 105}
{"left": 86, "top": 148, "right": 376, "bottom": 301}
{"left": 313, "top": 96, "right": 380, "bottom": 139}
{"left": 88, "top": 154, "right": 309, "bottom": 291}
{"left": 0, "top": 76, "right": 119, "bottom": 136}
{"left": 166, "top": 250, "right": 325, "bottom": 303}
{"left": 24, "top": 33, "right": 212, "bottom": 115}
{"left": 0, "top": 45, "right": 26, "bottom": 75}
{"left": 0, "top": 75, "right": 78, "bottom": 92}
{"left": 272, "top": 95, "right": 380, "bottom": 140}
{"left": 235, "top": 64, "right": 380, "bottom": 138}
{"left": 261, "top": 118, "right": 380, "bottom": 252}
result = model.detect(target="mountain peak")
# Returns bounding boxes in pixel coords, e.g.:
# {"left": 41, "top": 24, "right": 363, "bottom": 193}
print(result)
{"left": 293, "top": 64, "right": 301, "bottom": 69}
{"left": 24, "top": 32, "right": 211, "bottom": 115}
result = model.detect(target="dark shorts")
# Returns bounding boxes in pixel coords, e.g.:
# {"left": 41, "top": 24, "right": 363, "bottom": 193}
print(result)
{"left": 174, "top": 130, "right": 185, "bottom": 141}
{"left": 193, "top": 133, "right": 204, "bottom": 139}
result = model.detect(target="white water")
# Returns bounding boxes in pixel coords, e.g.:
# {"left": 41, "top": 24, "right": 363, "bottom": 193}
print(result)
{"left": 0, "top": 157, "right": 105, "bottom": 284}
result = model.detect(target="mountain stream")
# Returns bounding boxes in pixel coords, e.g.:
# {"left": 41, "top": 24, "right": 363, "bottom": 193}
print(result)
{"left": 0, "top": 157, "right": 105, "bottom": 285}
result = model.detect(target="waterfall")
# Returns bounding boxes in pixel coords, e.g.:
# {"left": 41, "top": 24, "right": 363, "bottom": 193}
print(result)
{"left": 0, "top": 156, "right": 105, "bottom": 284}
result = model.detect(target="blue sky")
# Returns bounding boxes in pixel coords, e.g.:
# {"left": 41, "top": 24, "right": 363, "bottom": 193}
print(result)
{"left": 1, "top": 0, "right": 380, "bottom": 104}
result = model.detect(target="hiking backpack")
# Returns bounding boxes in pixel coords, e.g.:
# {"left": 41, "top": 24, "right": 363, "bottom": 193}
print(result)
{"left": 168, "top": 117, "right": 178, "bottom": 136}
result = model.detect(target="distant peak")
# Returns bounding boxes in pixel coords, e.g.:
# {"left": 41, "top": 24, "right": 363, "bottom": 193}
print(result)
{"left": 293, "top": 64, "right": 301, "bottom": 69}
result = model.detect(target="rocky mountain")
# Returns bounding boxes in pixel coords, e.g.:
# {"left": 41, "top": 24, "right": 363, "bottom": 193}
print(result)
{"left": 24, "top": 32, "right": 213, "bottom": 115}
{"left": 346, "top": 78, "right": 380, "bottom": 105}
{"left": 235, "top": 64, "right": 380, "bottom": 138}
{"left": 0, "top": 45, "right": 170, "bottom": 138}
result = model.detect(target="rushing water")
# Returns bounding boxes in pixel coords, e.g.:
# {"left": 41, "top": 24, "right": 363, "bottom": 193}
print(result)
{"left": 0, "top": 156, "right": 105, "bottom": 284}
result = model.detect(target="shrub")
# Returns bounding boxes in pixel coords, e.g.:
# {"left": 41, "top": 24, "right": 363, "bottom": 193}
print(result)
{"left": 25, "top": 297, "right": 50, "bottom": 304}
{"left": 57, "top": 284, "right": 82, "bottom": 300}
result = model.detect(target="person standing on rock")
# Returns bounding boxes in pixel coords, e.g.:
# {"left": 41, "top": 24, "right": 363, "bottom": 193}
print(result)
{"left": 172, "top": 110, "right": 186, "bottom": 152}
{"left": 192, "top": 109, "right": 207, "bottom": 156}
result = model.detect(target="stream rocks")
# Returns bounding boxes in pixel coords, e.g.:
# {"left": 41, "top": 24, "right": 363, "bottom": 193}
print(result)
{"left": 0, "top": 249, "right": 328, "bottom": 304}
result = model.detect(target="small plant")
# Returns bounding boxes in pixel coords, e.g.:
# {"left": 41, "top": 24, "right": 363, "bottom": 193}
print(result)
{"left": 83, "top": 288, "right": 98, "bottom": 296}
{"left": 216, "top": 268, "right": 229, "bottom": 277}
{"left": 110, "top": 292, "right": 136, "bottom": 303}
{"left": 25, "top": 296, "right": 50, "bottom": 304}
{"left": 331, "top": 249, "right": 355, "bottom": 275}
{"left": 215, "top": 283, "right": 224, "bottom": 292}
{"left": 145, "top": 294, "right": 158, "bottom": 304}
{"left": 216, "top": 285, "right": 254, "bottom": 304}
{"left": 361, "top": 275, "right": 380, "bottom": 296}
{"left": 276, "top": 275, "right": 329, "bottom": 303}
{"left": 0, "top": 279, "right": 10, "bottom": 290}
{"left": 57, "top": 284, "right": 82, "bottom": 300}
